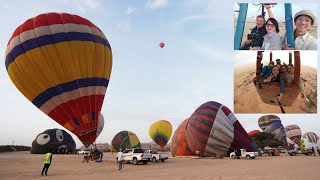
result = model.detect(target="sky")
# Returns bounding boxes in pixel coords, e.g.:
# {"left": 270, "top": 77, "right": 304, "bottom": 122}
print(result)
{"left": 0, "top": 0, "right": 319, "bottom": 148}
{"left": 234, "top": 2, "right": 318, "bottom": 22}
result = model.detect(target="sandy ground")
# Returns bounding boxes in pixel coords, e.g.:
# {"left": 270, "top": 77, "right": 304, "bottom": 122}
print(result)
{"left": 234, "top": 62, "right": 317, "bottom": 113}
{"left": 234, "top": 21, "right": 317, "bottom": 47}
{"left": 0, "top": 151, "right": 319, "bottom": 180}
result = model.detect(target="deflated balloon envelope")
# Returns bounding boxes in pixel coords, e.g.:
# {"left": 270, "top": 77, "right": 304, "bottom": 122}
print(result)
{"left": 170, "top": 118, "right": 195, "bottom": 156}
{"left": 186, "top": 101, "right": 257, "bottom": 157}
{"left": 31, "top": 128, "right": 76, "bottom": 154}
{"left": 149, "top": 120, "right": 172, "bottom": 148}
{"left": 111, "top": 131, "right": 141, "bottom": 152}
{"left": 5, "top": 12, "right": 112, "bottom": 146}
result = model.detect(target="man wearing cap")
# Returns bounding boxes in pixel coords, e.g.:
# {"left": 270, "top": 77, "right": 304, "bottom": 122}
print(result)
{"left": 285, "top": 10, "right": 317, "bottom": 50}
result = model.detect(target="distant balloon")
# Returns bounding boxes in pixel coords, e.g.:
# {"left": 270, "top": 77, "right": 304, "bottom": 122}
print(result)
{"left": 301, "top": 138, "right": 316, "bottom": 149}
{"left": 149, "top": 120, "right": 172, "bottom": 148}
{"left": 5, "top": 12, "right": 112, "bottom": 147}
{"left": 170, "top": 118, "right": 195, "bottom": 156}
{"left": 111, "top": 131, "right": 141, "bottom": 152}
{"left": 264, "top": 122, "right": 287, "bottom": 147}
{"left": 285, "top": 125, "right": 302, "bottom": 147}
{"left": 258, "top": 115, "right": 281, "bottom": 131}
{"left": 248, "top": 130, "right": 261, "bottom": 136}
{"left": 159, "top": 42, "right": 165, "bottom": 48}
{"left": 303, "top": 132, "right": 319, "bottom": 144}
{"left": 186, "top": 101, "right": 257, "bottom": 157}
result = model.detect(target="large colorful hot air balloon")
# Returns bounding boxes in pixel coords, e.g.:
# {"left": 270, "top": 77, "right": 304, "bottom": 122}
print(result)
{"left": 285, "top": 125, "right": 302, "bottom": 147}
{"left": 170, "top": 118, "right": 195, "bottom": 156}
{"left": 264, "top": 122, "right": 287, "bottom": 147}
{"left": 303, "top": 132, "right": 319, "bottom": 144}
{"left": 5, "top": 12, "right": 112, "bottom": 146}
{"left": 248, "top": 130, "right": 261, "bottom": 137}
{"left": 186, "top": 101, "right": 257, "bottom": 157}
{"left": 111, "top": 131, "right": 141, "bottom": 152}
{"left": 258, "top": 115, "right": 281, "bottom": 131}
{"left": 149, "top": 120, "right": 172, "bottom": 148}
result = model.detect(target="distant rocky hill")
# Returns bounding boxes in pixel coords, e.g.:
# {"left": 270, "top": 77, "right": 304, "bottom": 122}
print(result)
{"left": 0, "top": 145, "right": 31, "bottom": 152}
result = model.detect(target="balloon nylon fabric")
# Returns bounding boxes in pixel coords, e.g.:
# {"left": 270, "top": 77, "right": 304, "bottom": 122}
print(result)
{"left": 149, "top": 120, "right": 172, "bottom": 148}
{"left": 5, "top": 13, "right": 112, "bottom": 145}
{"left": 285, "top": 125, "right": 302, "bottom": 146}
{"left": 186, "top": 101, "right": 255, "bottom": 157}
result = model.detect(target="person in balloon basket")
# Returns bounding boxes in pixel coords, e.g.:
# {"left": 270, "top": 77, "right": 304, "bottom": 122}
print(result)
{"left": 117, "top": 149, "right": 124, "bottom": 172}
{"left": 41, "top": 150, "right": 53, "bottom": 176}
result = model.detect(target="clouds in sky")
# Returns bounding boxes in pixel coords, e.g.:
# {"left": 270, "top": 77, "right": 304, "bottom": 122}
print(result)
{"left": 146, "top": 0, "right": 168, "bottom": 9}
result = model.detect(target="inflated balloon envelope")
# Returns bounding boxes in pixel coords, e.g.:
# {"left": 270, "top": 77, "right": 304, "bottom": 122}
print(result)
{"left": 285, "top": 125, "right": 302, "bottom": 147}
{"left": 5, "top": 12, "right": 112, "bottom": 146}
{"left": 186, "top": 101, "right": 257, "bottom": 157}
{"left": 149, "top": 120, "right": 172, "bottom": 148}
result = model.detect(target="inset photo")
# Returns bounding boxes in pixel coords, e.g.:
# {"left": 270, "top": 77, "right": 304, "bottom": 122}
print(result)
{"left": 234, "top": 51, "right": 317, "bottom": 114}
{"left": 234, "top": 3, "right": 317, "bottom": 50}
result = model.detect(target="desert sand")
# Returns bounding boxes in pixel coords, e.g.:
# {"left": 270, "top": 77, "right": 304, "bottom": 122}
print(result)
{"left": 0, "top": 152, "right": 319, "bottom": 180}
{"left": 234, "top": 21, "right": 317, "bottom": 47}
{"left": 234, "top": 62, "right": 317, "bottom": 113}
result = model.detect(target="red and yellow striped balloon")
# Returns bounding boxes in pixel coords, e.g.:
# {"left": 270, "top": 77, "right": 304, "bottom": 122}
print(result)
{"left": 5, "top": 12, "right": 112, "bottom": 146}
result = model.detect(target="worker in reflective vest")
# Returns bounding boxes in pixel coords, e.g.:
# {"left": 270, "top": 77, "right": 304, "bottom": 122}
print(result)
{"left": 41, "top": 151, "right": 52, "bottom": 176}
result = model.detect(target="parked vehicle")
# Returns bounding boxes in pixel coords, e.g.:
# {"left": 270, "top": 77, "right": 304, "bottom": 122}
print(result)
{"left": 116, "top": 148, "right": 151, "bottom": 165}
{"left": 288, "top": 148, "right": 313, "bottom": 156}
{"left": 230, "top": 149, "right": 258, "bottom": 159}
{"left": 145, "top": 150, "right": 169, "bottom": 162}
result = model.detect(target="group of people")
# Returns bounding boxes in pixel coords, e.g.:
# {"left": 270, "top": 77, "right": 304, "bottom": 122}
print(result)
{"left": 256, "top": 58, "right": 305, "bottom": 101}
{"left": 241, "top": 5, "right": 317, "bottom": 50}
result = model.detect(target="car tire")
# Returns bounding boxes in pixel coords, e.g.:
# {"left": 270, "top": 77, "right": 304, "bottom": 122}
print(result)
{"left": 251, "top": 157, "right": 255, "bottom": 159}
{"left": 292, "top": 153, "right": 296, "bottom": 156}
{"left": 133, "top": 158, "right": 138, "bottom": 165}
{"left": 161, "top": 159, "right": 164, "bottom": 162}
{"left": 246, "top": 155, "right": 250, "bottom": 159}
{"left": 143, "top": 161, "right": 147, "bottom": 164}
{"left": 231, "top": 155, "right": 235, "bottom": 159}
{"left": 152, "top": 157, "right": 157, "bottom": 163}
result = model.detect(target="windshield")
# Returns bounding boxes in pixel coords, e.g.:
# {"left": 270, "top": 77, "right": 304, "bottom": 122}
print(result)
{"left": 134, "top": 149, "right": 144, "bottom": 153}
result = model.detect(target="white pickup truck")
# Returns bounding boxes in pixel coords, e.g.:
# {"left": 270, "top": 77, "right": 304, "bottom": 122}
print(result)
{"left": 145, "top": 150, "right": 169, "bottom": 162}
{"left": 230, "top": 149, "right": 258, "bottom": 159}
{"left": 117, "top": 148, "right": 151, "bottom": 165}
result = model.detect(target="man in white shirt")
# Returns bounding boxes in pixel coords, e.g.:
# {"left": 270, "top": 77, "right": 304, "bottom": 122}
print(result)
{"left": 117, "top": 149, "right": 124, "bottom": 172}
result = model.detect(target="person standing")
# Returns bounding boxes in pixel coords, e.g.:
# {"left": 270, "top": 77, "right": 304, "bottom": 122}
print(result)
{"left": 41, "top": 150, "right": 52, "bottom": 176}
{"left": 117, "top": 149, "right": 124, "bottom": 172}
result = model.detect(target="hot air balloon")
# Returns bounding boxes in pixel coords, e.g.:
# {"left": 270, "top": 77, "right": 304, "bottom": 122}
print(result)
{"left": 111, "top": 131, "right": 141, "bottom": 152}
{"left": 285, "top": 125, "right": 301, "bottom": 147}
{"left": 301, "top": 138, "right": 316, "bottom": 149}
{"left": 303, "top": 132, "right": 319, "bottom": 144}
{"left": 258, "top": 115, "right": 281, "bottom": 131}
{"left": 149, "top": 120, "right": 172, "bottom": 148}
{"left": 96, "top": 113, "right": 105, "bottom": 139}
{"left": 264, "top": 122, "right": 287, "bottom": 147}
{"left": 186, "top": 101, "right": 257, "bottom": 157}
{"left": 31, "top": 129, "right": 76, "bottom": 154}
{"left": 5, "top": 13, "right": 112, "bottom": 147}
{"left": 159, "top": 42, "right": 165, "bottom": 48}
{"left": 170, "top": 118, "right": 195, "bottom": 156}
{"left": 248, "top": 130, "right": 261, "bottom": 137}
